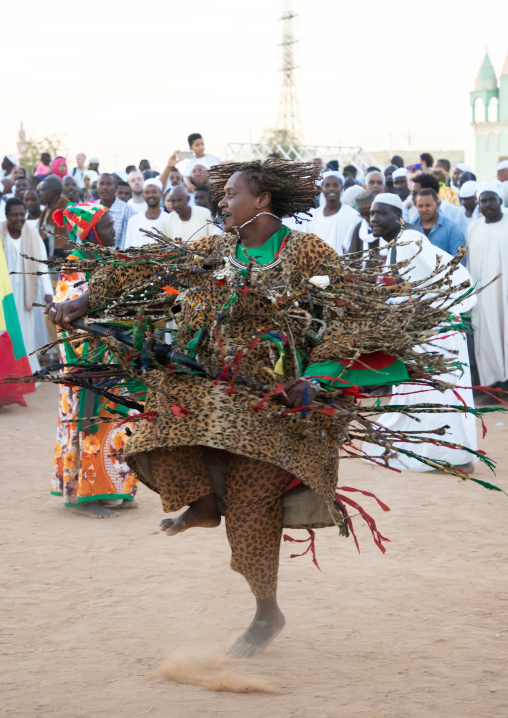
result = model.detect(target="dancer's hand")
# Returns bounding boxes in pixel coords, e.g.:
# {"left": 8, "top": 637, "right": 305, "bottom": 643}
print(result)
{"left": 278, "top": 379, "right": 318, "bottom": 408}
{"left": 44, "top": 291, "right": 90, "bottom": 330}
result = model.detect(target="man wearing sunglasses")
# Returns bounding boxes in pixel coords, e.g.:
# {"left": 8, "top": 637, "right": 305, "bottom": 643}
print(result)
{"left": 406, "top": 163, "right": 423, "bottom": 191}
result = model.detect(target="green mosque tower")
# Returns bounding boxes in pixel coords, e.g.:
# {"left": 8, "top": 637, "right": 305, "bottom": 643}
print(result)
{"left": 471, "top": 51, "right": 508, "bottom": 180}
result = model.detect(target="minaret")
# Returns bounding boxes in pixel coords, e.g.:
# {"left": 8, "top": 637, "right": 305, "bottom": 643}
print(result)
{"left": 470, "top": 51, "right": 508, "bottom": 180}
{"left": 470, "top": 51, "right": 498, "bottom": 123}
{"left": 17, "top": 121, "right": 27, "bottom": 160}
{"left": 499, "top": 52, "right": 508, "bottom": 122}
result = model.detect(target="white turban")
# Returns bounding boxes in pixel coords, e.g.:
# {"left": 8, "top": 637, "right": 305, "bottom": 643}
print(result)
{"left": 143, "top": 178, "right": 163, "bottom": 192}
{"left": 497, "top": 160, "right": 508, "bottom": 171}
{"left": 371, "top": 193, "right": 404, "bottom": 211}
{"left": 342, "top": 184, "right": 364, "bottom": 207}
{"left": 319, "top": 170, "right": 343, "bottom": 185}
{"left": 477, "top": 181, "right": 503, "bottom": 200}
{"left": 321, "top": 170, "right": 342, "bottom": 179}
{"left": 392, "top": 168, "right": 407, "bottom": 179}
{"left": 459, "top": 181, "right": 478, "bottom": 199}
{"left": 456, "top": 162, "right": 472, "bottom": 173}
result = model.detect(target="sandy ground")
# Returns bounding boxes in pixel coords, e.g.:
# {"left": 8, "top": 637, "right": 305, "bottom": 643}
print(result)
{"left": 1, "top": 383, "right": 508, "bottom": 718}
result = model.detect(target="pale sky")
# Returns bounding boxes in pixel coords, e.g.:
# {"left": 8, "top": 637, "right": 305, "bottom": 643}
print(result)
{"left": 2, "top": 0, "right": 508, "bottom": 172}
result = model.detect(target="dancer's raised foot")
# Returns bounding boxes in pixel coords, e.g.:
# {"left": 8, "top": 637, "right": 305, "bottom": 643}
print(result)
{"left": 160, "top": 493, "right": 221, "bottom": 535}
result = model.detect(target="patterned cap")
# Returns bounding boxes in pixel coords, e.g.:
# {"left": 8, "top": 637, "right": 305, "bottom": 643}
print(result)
{"left": 52, "top": 202, "right": 109, "bottom": 244}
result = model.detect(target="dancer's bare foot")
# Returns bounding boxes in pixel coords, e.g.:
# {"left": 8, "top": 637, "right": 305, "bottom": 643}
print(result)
{"left": 160, "top": 493, "right": 221, "bottom": 535}
{"left": 66, "top": 503, "right": 120, "bottom": 519}
{"left": 228, "top": 597, "right": 286, "bottom": 658}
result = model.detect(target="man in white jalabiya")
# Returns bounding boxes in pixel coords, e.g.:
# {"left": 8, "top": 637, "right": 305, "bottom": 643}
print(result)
{"left": 392, "top": 167, "right": 412, "bottom": 221}
{"left": 341, "top": 184, "right": 364, "bottom": 208}
{"left": 308, "top": 171, "right": 360, "bottom": 255}
{"left": 127, "top": 170, "right": 148, "bottom": 215}
{"left": 458, "top": 181, "right": 479, "bottom": 225}
{"left": 362, "top": 193, "right": 477, "bottom": 473}
{"left": 161, "top": 185, "right": 214, "bottom": 243}
{"left": 467, "top": 182, "right": 508, "bottom": 391}
{"left": 124, "top": 179, "right": 165, "bottom": 249}
{"left": 0, "top": 198, "right": 54, "bottom": 372}
{"left": 347, "top": 191, "right": 377, "bottom": 255}
{"left": 497, "top": 160, "right": 508, "bottom": 208}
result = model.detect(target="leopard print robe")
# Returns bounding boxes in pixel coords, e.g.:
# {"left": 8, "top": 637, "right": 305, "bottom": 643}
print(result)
{"left": 88, "top": 230, "right": 387, "bottom": 530}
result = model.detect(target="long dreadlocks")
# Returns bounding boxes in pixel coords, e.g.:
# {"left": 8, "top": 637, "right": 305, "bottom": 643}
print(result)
{"left": 208, "top": 158, "right": 320, "bottom": 220}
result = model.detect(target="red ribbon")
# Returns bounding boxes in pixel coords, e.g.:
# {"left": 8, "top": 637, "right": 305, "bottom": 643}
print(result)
{"left": 116, "top": 410, "right": 157, "bottom": 426}
{"left": 283, "top": 529, "right": 320, "bottom": 569}
{"left": 335, "top": 488, "right": 391, "bottom": 554}
{"left": 452, "top": 388, "right": 468, "bottom": 413}
{"left": 226, "top": 351, "right": 244, "bottom": 394}
{"left": 171, "top": 403, "right": 190, "bottom": 418}
{"left": 274, "top": 234, "right": 289, "bottom": 258}
{"left": 252, "top": 383, "right": 284, "bottom": 411}
{"left": 284, "top": 477, "right": 302, "bottom": 492}
{"left": 339, "top": 486, "right": 391, "bottom": 512}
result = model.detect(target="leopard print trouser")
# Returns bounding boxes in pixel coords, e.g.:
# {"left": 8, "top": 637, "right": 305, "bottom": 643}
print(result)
{"left": 150, "top": 446, "right": 293, "bottom": 599}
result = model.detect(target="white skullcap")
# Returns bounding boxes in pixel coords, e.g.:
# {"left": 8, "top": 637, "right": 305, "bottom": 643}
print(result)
{"left": 456, "top": 162, "right": 472, "bottom": 173}
{"left": 317, "top": 169, "right": 343, "bottom": 188}
{"left": 459, "top": 181, "right": 478, "bottom": 199}
{"left": 392, "top": 168, "right": 407, "bottom": 179}
{"left": 89, "top": 157, "right": 100, "bottom": 164}
{"left": 371, "top": 193, "right": 404, "bottom": 211}
{"left": 5, "top": 153, "right": 17, "bottom": 165}
{"left": 143, "top": 178, "right": 163, "bottom": 192}
{"left": 342, "top": 184, "right": 364, "bottom": 207}
{"left": 321, "top": 170, "right": 343, "bottom": 182}
{"left": 115, "top": 170, "right": 128, "bottom": 182}
{"left": 477, "top": 181, "right": 503, "bottom": 200}
{"left": 497, "top": 160, "right": 508, "bottom": 171}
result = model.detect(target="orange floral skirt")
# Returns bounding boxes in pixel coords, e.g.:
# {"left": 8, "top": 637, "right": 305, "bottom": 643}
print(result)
{"left": 51, "top": 384, "right": 138, "bottom": 505}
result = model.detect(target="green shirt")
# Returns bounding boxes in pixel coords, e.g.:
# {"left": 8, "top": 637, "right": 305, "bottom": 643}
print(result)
{"left": 235, "top": 225, "right": 290, "bottom": 266}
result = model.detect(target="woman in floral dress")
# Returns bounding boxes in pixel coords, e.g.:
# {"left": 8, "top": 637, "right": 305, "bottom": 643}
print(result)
{"left": 49, "top": 203, "right": 138, "bottom": 519}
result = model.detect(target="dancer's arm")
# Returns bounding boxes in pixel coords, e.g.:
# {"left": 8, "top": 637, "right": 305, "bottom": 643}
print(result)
{"left": 45, "top": 236, "right": 216, "bottom": 329}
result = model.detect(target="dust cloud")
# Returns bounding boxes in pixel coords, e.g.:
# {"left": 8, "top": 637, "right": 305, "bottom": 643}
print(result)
{"left": 157, "top": 649, "right": 280, "bottom": 694}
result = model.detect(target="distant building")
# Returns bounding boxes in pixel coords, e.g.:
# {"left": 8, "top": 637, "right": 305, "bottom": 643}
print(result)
{"left": 470, "top": 51, "right": 508, "bottom": 180}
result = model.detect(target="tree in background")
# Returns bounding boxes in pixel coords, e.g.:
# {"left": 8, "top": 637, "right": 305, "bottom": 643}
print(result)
{"left": 19, "top": 133, "right": 67, "bottom": 174}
